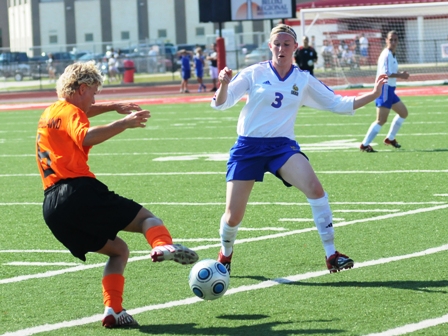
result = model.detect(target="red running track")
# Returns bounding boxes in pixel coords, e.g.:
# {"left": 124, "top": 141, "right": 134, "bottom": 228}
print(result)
{"left": 1, "top": 84, "right": 448, "bottom": 112}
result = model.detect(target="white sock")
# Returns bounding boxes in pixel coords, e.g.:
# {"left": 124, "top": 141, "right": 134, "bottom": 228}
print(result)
{"left": 219, "top": 214, "right": 239, "bottom": 257}
{"left": 362, "top": 122, "right": 382, "bottom": 146}
{"left": 386, "top": 115, "right": 405, "bottom": 140}
{"left": 307, "top": 192, "right": 336, "bottom": 257}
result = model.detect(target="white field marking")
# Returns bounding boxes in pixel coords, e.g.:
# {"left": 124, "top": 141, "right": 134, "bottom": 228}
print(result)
{"left": 0, "top": 250, "right": 71, "bottom": 253}
{"left": 238, "top": 227, "right": 288, "bottom": 231}
{"left": 0, "top": 201, "right": 446, "bottom": 207}
{"left": 363, "top": 314, "right": 448, "bottom": 336}
{"left": 278, "top": 218, "right": 345, "bottom": 222}
{"left": 434, "top": 194, "right": 448, "bottom": 197}
{"left": 171, "top": 238, "right": 221, "bottom": 242}
{"left": 333, "top": 209, "right": 400, "bottom": 212}
{"left": 2, "top": 131, "right": 448, "bottom": 148}
{"left": 316, "top": 170, "right": 448, "bottom": 174}
{"left": 295, "top": 121, "right": 445, "bottom": 127}
{"left": 104, "top": 132, "right": 448, "bottom": 142}
{"left": 0, "top": 152, "right": 219, "bottom": 158}
{"left": 2, "top": 170, "right": 448, "bottom": 179}
{"left": 0, "top": 250, "right": 154, "bottom": 255}
{"left": 5, "top": 262, "right": 80, "bottom": 266}
{"left": 1, "top": 203, "right": 447, "bottom": 285}
{"left": 3, "top": 244, "right": 448, "bottom": 336}
{"left": 279, "top": 218, "right": 313, "bottom": 222}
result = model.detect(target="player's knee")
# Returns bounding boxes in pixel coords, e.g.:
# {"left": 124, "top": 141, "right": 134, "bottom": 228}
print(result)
{"left": 304, "top": 181, "right": 324, "bottom": 199}
{"left": 400, "top": 110, "right": 408, "bottom": 119}
{"left": 224, "top": 212, "right": 243, "bottom": 227}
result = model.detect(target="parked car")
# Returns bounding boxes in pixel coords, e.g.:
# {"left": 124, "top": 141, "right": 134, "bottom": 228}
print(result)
{"left": 0, "top": 52, "right": 31, "bottom": 81}
{"left": 29, "top": 51, "right": 76, "bottom": 79}
{"left": 78, "top": 52, "right": 104, "bottom": 63}
{"left": 244, "top": 42, "right": 271, "bottom": 66}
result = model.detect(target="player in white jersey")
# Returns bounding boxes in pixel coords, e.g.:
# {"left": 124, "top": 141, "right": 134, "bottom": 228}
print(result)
{"left": 360, "top": 30, "right": 410, "bottom": 152}
{"left": 210, "top": 23, "right": 387, "bottom": 274}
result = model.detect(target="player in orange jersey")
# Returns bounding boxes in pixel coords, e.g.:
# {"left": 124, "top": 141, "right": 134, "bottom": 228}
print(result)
{"left": 36, "top": 61, "right": 198, "bottom": 328}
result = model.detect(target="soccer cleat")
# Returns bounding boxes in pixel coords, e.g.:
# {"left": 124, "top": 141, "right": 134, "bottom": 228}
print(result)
{"left": 150, "top": 244, "right": 198, "bottom": 265}
{"left": 359, "top": 144, "right": 377, "bottom": 152}
{"left": 102, "top": 307, "right": 139, "bottom": 328}
{"left": 384, "top": 138, "right": 401, "bottom": 148}
{"left": 217, "top": 250, "right": 233, "bottom": 275}
{"left": 326, "top": 251, "right": 354, "bottom": 273}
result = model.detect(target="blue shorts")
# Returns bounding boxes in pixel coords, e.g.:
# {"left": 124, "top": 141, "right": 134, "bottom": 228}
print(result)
{"left": 226, "top": 136, "right": 308, "bottom": 187}
{"left": 361, "top": 48, "right": 368, "bottom": 57}
{"left": 181, "top": 69, "right": 191, "bottom": 80}
{"left": 375, "top": 85, "right": 400, "bottom": 109}
{"left": 195, "top": 69, "right": 203, "bottom": 78}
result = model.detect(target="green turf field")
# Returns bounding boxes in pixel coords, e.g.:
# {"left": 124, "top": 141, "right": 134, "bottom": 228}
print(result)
{"left": 0, "top": 94, "right": 447, "bottom": 335}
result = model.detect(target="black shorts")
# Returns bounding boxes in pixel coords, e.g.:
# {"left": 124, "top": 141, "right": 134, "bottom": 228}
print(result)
{"left": 43, "top": 177, "right": 142, "bottom": 261}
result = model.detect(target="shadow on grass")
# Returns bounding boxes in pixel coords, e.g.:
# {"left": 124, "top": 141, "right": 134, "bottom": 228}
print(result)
{"left": 375, "top": 148, "right": 448, "bottom": 153}
{"left": 138, "top": 320, "right": 344, "bottom": 335}
{"left": 231, "top": 275, "right": 448, "bottom": 293}
{"left": 283, "top": 279, "right": 448, "bottom": 293}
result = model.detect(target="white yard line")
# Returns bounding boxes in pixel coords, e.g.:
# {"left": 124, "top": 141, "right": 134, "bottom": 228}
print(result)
{"left": 1, "top": 204, "right": 447, "bottom": 286}
{"left": 2, "top": 244, "right": 448, "bottom": 336}
{"left": 363, "top": 314, "right": 448, "bottom": 336}
{"left": 5, "top": 262, "right": 80, "bottom": 266}
{"left": 0, "top": 201, "right": 446, "bottom": 206}
{"left": 1, "top": 169, "right": 448, "bottom": 178}
{"left": 1, "top": 204, "right": 448, "bottom": 335}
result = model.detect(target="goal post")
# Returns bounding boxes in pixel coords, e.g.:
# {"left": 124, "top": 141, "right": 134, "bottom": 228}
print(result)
{"left": 294, "top": 2, "right": 448, "bottom": 88}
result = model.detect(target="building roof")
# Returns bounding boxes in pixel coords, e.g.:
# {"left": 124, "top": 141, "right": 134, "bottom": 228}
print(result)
{"left": 296, "top": 0, "right": 448, "bottom": 9}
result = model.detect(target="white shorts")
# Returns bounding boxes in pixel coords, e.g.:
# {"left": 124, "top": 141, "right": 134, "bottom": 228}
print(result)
{"left": 209, "top": 66, "right": 218, "bottom": 79}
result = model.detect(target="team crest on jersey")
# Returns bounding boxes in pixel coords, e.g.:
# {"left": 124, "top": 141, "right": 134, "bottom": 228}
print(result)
{"left": 291, "top": 84, "right": 299, "bottom": 96}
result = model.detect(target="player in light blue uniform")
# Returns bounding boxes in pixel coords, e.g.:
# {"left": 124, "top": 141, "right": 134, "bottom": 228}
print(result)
{"left": 360, "top": 30, "right": 410, "bottom": 152}
{"left": 211, "top": 23, "right": 387, "bottom": 274}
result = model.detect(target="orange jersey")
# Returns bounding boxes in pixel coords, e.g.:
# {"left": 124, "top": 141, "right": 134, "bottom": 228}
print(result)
{"left": 36, "top": 100, "right": 95, "bottom": 189}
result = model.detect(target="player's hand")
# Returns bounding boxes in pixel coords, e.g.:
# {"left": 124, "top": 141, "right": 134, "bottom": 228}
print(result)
{"left": 400, "top": 71, "right": 410, "bottom": 80}
{"left": 219, "top": 67, "right": 232, "bottom": 85}
{"left": 123, "top": 110, "right": 150, "bottom": 128}
{"left": 115, "top": 102, "right": 143, "bottom": 115}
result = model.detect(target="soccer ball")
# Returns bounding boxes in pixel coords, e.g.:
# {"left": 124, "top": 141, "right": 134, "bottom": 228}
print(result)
{"left": 188, "top": 259, "right": 230, "bottom": 300}
{"left": 307, "top": 60, "right": 314, "bottom": 66}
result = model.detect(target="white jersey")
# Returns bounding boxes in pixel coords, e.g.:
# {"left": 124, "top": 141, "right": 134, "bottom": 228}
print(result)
{"left": 377, "top": 48, "right": 398, "bottom": 87}
{"left": 211, "top": 61, "right": 355, "bottom": 140}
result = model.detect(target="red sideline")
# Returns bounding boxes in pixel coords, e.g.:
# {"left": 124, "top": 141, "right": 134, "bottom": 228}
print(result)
{"left": 1, "top": 85, "right": 447, "bottom": 112}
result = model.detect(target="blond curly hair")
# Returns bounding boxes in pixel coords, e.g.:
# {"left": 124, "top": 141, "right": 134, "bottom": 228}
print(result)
{"left": 56, "top": 61, "right": 104, "bottom": 98}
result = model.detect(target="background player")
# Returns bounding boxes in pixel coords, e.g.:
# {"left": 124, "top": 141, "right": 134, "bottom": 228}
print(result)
{"left": 360, "top": 30, "right": 410, "bottom": 152}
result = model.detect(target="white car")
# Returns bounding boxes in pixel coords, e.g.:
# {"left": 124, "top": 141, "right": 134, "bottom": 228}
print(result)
{"left": 243, "top": 42, "right": 271, "bottom": 66}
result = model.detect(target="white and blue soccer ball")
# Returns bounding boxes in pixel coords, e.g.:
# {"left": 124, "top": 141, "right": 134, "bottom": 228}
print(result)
{"left": 188, "top": 259, "right": 230, "bottom": 300}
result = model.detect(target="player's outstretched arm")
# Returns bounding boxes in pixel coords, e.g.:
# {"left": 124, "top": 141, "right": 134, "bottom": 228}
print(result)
{"left": 86, "top": 102, "right": 143, "bottom": 118}
{"left": 214, "top": 67, "right": 233, "bottom": 106}
{"left": 353, "top": 74, "right": 388, "bottom": 110}
{"left": 83, "top": 110, "right": 150, "bottom": 146}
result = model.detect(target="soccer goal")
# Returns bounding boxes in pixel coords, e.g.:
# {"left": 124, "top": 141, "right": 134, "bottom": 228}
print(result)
{"left": 296, "top": 2, "right": 448, "bottom": 88}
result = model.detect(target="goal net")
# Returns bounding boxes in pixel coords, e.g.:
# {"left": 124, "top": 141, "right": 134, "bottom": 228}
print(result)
{"left": 292, "top": 2, "right": 448, "bottom": 88}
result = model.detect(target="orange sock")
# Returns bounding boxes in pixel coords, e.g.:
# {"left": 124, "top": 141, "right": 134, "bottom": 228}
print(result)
{"left": 145, "top": 225, "right": 173, "bottom": 248}
{"left": 102, "top": 274, "right": 124, "bottom": 313}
